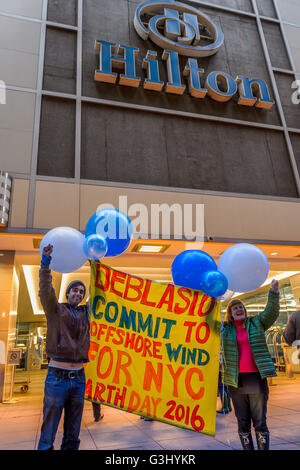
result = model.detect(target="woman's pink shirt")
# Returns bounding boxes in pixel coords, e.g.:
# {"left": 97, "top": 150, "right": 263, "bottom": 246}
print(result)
{"left": 234, "top": 320, "right": 259, "bottom": 373}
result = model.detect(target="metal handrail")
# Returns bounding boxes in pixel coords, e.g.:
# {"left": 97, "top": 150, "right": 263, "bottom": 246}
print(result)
{"left": 266, "top": 327, "right": 286, "bottom": 369}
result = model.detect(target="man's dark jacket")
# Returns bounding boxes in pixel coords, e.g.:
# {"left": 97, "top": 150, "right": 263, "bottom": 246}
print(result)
{"left": 39, "top": 265, "right": 90, "bottom": 363}
{"left": 283, "top": 310, "right": 300, "bottom": 346}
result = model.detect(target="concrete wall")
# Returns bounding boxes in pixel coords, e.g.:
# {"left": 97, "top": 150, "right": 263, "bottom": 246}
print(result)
{"left": 25, "top": 180, "right": 300, "bottom": 243}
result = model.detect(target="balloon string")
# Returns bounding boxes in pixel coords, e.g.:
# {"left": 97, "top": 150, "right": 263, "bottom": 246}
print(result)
{"left": 219, "top": 320, "right": 233, "bottom": 448}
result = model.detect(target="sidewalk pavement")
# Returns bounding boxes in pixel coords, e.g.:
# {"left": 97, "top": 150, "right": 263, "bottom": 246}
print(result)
{"left": 1, "top": 370, "right": 300, "bottom": 450}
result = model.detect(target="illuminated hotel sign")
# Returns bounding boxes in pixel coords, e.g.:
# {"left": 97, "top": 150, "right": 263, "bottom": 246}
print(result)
{"left": 94, "top": 0, "right": 274, "bottom": 109}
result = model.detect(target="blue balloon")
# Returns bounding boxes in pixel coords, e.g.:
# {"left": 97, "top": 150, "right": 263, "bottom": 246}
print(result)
{"left": 83, "top": 234, "right": 108, "bottom": 261}
{"left": 199, "top": 270, "right": 228, "bottom": 298}
{"left": 85, "top": 208, "right": 133, "bottom": 257}
{"left": 171, "top": 250, "right": 217, "bottom": 290}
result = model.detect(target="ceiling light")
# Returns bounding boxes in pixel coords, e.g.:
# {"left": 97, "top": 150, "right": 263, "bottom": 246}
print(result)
{"left": 132, "top": 243, "right": 170, "bottom": 253}
{"left": 32, "top": 239, "right": 42, "bottom": 249}
{"left": 23, "top": 265, "right": 44, "bottom": 315}
{"left": 139, "top": 245, "right": 165, "bottom": 253}
{"left": 271, "top": 252, "right": 278, "bottom": 256}
{"left": 10, "top": 267, "right": 19, "bottom": 316}
{"left": 231, "top": 271, "right": 300, "bottom": 298}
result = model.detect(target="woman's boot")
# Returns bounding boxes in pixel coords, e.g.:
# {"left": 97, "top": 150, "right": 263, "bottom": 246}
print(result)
{"left": 238, "top": 432, "right": 254, "bottom": 450}
{"left": 255, "top": 431, "right": 270, "bottom": 450}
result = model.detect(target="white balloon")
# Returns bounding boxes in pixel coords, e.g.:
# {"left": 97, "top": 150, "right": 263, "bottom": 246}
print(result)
{"left": 40, "top": 227, "right": 88, "bottom": 273}
{"left": 220, "top": 289, "right": 235, "bottom": 302}
{"left": 218, "top": 243, "right": 269, "bottom": 293}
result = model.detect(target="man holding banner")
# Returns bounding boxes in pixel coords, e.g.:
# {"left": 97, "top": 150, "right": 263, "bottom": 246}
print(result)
{"left": 38, "top": 244, "right": 90, "bottom": 451}
{"left": 84, "top": 261, "right": 221, "bottom": 436}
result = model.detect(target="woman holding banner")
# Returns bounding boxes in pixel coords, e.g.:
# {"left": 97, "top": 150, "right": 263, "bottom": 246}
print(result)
{"left": 221, "top": 279, "right": 280, "bottom": 450}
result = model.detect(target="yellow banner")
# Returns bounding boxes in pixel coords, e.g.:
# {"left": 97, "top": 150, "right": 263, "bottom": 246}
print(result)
{"left": 84, "top": 262, "right": 221, "bottom": 436}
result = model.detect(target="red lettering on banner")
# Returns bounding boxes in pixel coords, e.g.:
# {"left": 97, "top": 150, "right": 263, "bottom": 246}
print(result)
{"left": 188, "top": 291, "right": 199, "bottom": 316}
{"left": 114, "top": 386, "right": 127, "bottom": 408}
{"left": 123, "top": 275, "right": 144, "bottom": 302}
{"left": 134, "top": 335, "right": 144, "bottom": 353}
{"left": 97, "top": 345, "right": 113, "bottom": 379}
{"left": 92, "top": 322, "right": 164, "bottom": 360}
{"left": 174, "top": 288, "right": 192, "bottom": 314}
{"left": 140, "top": 279, "right": 156, "bottom": 307}
{"left": 140, "top": 395, "right": 151, "bottom": 416}
{"left": 124, "top": 332, "right": 136, "bottom": 349}
{"left": 110, "top": 270, "right": 126, "bottom": 297}
{"left": 156, "top": 284, "right": 174, "bottom": 312}
{"left": 185, "top": 368, "right": 204, "bottom": 399}
{"left": 95, "top": 264, "right": 110, "bottom": 290}
{"left": 153, "top": 341, "right": 163, "bottom": 360}
{"left": 166, "top": 364, "right": 184, "bottom": 397}
{"left": 94, "top": 265, "right": 217, "bottom": 322}
{"left": 143, "top": 361, "right": 163, "bottom": 393}
{"left": 112, "top": 328, "right": 125, "bottom": 345}
{"left": 196, "top": 322, "right": 210, "bottom": 344}
{"left": 183, "top": 321, "right": 196, "bottom": 343}
{"left": 183, "top": 321, "right": 210, "bottom": 344}
{"left": 85, "top": 379, "right": 93, "bottom": 400}
{"left": 90, "top": 321, "right": 98, "bottom": 337}
{"left": 112, "top": 350, "right": 132, "bottom": 386}
{"left": 88, "top": 341, "right": 99, "bottom": 361}
{"left": 197, "top": 295, "right": 215, "bottom": 317}
{"left": 87, "top": 263, "right": 219, "bottom": 434}
{"left": 163, "top": 401, "right": 204, "bottom": 431}
{"left": 127, "top": 390, "right": 141, "bottom": 412}
{"left": 151, "top": 397, "right": 162, "bottom": 418}
{"left": 106, "top": 384, "right": 116, "bottom": 403}
{"left": 97, "top": 323, "right": 108, "bottom": 340}
{"left": 106, "top": 326, "right": 116, "bottom": 342}
{"left": 93, "top": 382, "right": 106, "bottom": 403}
{"left": 142, "top": 337, "right": 152, "bottom": 358}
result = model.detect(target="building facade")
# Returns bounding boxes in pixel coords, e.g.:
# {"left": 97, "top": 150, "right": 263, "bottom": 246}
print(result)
{"left": 1, "top": 0, "right": 300, "bottom": 400}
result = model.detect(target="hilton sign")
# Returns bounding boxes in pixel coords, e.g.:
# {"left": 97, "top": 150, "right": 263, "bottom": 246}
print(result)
{"left": 94, "top": 0, "right": 274, "bottom": 110}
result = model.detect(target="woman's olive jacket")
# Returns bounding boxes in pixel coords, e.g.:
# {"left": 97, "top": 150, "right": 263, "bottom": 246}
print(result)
{"left": 221, "top": 289, "right": 280, "bottom": 388}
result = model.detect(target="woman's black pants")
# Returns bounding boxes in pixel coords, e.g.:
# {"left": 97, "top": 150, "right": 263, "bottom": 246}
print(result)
{"left": 229, "top": 387, "right": 269, "bottom": 433}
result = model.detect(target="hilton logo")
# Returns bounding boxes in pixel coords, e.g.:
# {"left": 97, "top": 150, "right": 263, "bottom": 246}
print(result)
{"left": 94, "top": 0, "right": 274, "bottom": 109}
{"left": 134, "top": 0, "right": 224, "bottom": 57}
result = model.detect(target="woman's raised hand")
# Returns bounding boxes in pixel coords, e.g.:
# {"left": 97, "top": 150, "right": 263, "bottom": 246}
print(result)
{"left": 271, "top": 279, "right": 279, "bottom": 293}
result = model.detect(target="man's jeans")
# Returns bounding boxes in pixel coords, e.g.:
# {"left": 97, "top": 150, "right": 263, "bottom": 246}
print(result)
{"left": 38, "top": 367, "right": 86, "bottom": 450}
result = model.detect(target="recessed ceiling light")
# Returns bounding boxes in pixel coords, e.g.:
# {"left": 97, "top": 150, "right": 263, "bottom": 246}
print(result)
{"left": 139, "top": 245, "right": 164, "bottom": 253}
{"left": 32, "top": 239, "right": 41, "bottom": 249}
{"left": 131, "top": 243, "right": 170, "bottom": 254}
